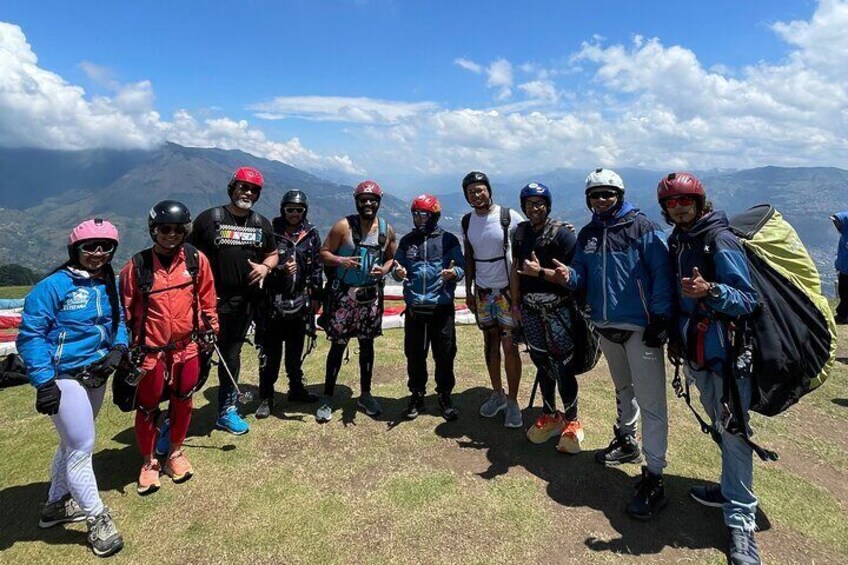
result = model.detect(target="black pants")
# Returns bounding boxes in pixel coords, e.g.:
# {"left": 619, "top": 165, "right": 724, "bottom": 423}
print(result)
{"left": 258, "top": 316, "right": 307, "bottom": 399}
{"left": 324, "top": 338, "right": 374, "bottom": 396}
{"left": 837, "top": 272, "right": 848, "bottom": 320}
{"left": 404, "top": 305, "right": 457, "bottom": 395}
{"left": 216, "top": 306, "right": 254, "bottom": 414}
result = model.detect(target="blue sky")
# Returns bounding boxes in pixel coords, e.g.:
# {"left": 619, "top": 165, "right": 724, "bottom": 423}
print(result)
{"left": 1, "top": 0, "right": 845, "bottom": 191}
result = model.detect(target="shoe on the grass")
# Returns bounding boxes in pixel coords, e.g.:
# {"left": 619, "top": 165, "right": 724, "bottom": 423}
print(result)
{"left": 595, "top": 425, "right": 642, "bottom": 466}
{"left": 137, "top": 460, "right": 161, "bottom": 496}
{"left": 437, "top": 392, "right": 459, "bottom": 421}
{"left": 690, "top": 484, "right": 727, "bottom": 508}
{"left": 728, "top": 527, "right": 762, "bottom": 565}
{"left": 556, "top": 419, "right": 585, "bottom": 454}
{"left": 358, "top": 392, "right": 382, "bottom": 417}
{"left": 38, "top": 493, "right": 85, "bottom": 528}
{"left": 154, "top": 415, "right": 171, "bottom": 458}
{"left": 626, "top": 466, "right": 668, "bottom": 521}
{"left": 288, "top": 384, "right": 320, "bottom": 403}
{"left": 479, "top": 389, "right": 507, "bottom": 418}
{"left": 255, "top": 398, "right": 272, "bottom": 420}
{"left": 316, "top": 398, "right": 333, "bottom": 423}
{"left": 216, "top": 406, "right": 250, "bottom": 435}
{"left": 403, "top": 390, "right": 425, "bottom": 420}
{"left": 164, "top": 450, "right": 194, "bottom": 483}
{"left": 526, "top": 412, "right": 565, "bottom": 444}
{"left": 504, "top": 397, "right": 523, "bottom": 429}
{"left": 86, "top": 507, "right": 124, "bottom": 558}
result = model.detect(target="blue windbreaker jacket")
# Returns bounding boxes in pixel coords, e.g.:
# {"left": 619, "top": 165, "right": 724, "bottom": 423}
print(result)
{"left": 567, "top": 202, "right": 673, "bottom": 328}
{"left": 394, "top": 227, "right": 465, "bottom": 306}
{"left": 833, "top": 211, "right": 848, "bottom": 274}
{"left": 17, "top": 268, "right": 128, "bottom": 388}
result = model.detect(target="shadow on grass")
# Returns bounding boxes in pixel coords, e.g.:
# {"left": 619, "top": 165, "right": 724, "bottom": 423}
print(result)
{"left": 832, "top": 398, "right": 848, "bottom": 408}
{"left": 0, "top": 481, "right": 89, "bottom": 551}
{"left": 433, "top": 385, "right": 771, "bottom": 558}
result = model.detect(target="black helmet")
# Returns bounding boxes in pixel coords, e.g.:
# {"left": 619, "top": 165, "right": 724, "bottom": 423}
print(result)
{"left": 148, "top": 200, "right": 191, "bottom": 241}
{"left": 280, "top": 190, "right": 309, "bottom": 216}
{"left": 462, "top": 171, "right": 492, "bottom": 201}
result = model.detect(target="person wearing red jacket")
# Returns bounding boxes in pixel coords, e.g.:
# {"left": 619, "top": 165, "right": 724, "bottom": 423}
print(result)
{"left": 120, "top": 201, "right": 218, "bottom": 496}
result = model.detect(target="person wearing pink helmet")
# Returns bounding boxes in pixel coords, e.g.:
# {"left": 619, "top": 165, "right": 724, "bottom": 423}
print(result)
{"left": 16, "top": 218, "right": 127, "bottom": 557}
{"left": 188, "top": 166, "right": 279, "bottom": 435}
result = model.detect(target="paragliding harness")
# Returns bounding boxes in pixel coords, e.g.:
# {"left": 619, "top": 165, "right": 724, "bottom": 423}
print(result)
{"left": 462, "top": 207, "right": 513, "bottom": 330}
{"left": 670, "top": 204, "right": 837, "bottom": 462}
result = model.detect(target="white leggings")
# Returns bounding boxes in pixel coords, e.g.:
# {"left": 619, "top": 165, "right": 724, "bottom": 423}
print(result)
{"left": 47, "top": 378, "right": 106, "bottom": 517}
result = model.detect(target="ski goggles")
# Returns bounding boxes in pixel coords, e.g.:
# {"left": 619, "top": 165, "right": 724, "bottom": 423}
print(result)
{"left": 79, "top": 241, "right": 116, "bottom": 255}
{"left": 663, "top": 196, "right": 696, "bottom": 208}
{"left": 156, "top": 224, "right": 188, "bottom": 235}
{"left": 284, "top": 207, "right": 306, "bottom": 214}
{"left": 411, "top": 210, "right": 431, "bottom": 218}
{"left": 588, "top": 190, "right": 619, "bottom": 200}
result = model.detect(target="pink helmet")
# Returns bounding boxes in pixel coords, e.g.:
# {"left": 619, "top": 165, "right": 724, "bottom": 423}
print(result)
{"left": 353, "top": 180, "right": 383, "bottom": 199}
{"left": 228, "top": 166, "right": 264, "bottom": 192}
{"left": 68, "top": 218, "right": 119, "bottom": 247}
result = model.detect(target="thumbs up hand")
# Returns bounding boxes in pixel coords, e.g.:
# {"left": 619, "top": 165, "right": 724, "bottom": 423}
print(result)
{"left": 681, "top": 266, "right": 712, "bottom": 298}
{"left": 441, "top": 260, "right": 458, "bottom": 281}
{"left": 284, "top": 255, "right": 297, "bottom": 276}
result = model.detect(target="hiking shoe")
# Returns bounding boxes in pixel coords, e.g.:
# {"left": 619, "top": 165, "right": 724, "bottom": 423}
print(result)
{"left": 164, "top": 451, "right": 193, "bottom": 484}
{"left": 557, "top": 419, "right": 585, "bottom": 454}
{"left": 137, "top": 460, "right": 161, "bottom": 495}
{"left": 38, "top": 493, "right": 85, "bottom": 528}
{"left": 86, "top": 507, "right": 123, "bottom": 558}
{"left": 255, "top": 398, "right": 272, "bottom": 420}
{"left": 728, "top": 527, "right": 762, "bottom": 565}
{"left": 626, "top": 466, "right": 668, "bottom": 521}
{"left": 526, "top": 412, "right": 565, "bottom": 444}
{"left": 403, "top": 390, "right": 426, "bottom": 420}
{"left": 154, "top": 416, "right": 171, "bottom": 458}
{"left": 504, "top": 398, "right": 523, "bottom": 429}
{"left": 358, "top": 392, "right": 382, "bottom": 417}
{"left": 595, "top": 426, "right": 642, "bottom": 466}
{"left": 479, "top": 389, "right": 507, "bottom": 418}
{"left": 690, "top": 484, "right": 727, "bottom": 508}
{"left": 216, "top": 407, "right": 250, "bottom": 435}
{"left": 288, "top": 385, "right": 320, "bottom": 403}
{"left": 437, "top": 392, "right": 459, "bottom": 421}
{"left": 315, "top": 398, "right": 333, "bottom": 423}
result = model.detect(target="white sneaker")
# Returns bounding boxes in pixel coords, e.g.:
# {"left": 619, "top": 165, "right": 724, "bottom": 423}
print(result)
{"left": 479, "top": 389, "right": 507, "bottom": 418}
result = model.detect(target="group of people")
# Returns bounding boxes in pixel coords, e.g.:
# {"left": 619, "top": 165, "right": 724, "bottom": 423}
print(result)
{"left": 17, "top": 164, "right": 807, "bottom": 565}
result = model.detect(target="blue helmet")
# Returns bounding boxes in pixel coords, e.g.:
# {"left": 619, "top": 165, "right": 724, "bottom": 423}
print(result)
{"left": 520, "top": 182, "right": 552, "bottom": 213}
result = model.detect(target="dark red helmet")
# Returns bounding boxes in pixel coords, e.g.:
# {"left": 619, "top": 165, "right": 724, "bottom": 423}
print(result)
{"left": 228, "top": 166, "right": 264, "bottom": 193}
{"left": 411, "top": 193, "right": 441, "bottom": 214}
{"left": 353, "top": 180, "right": 383, "bottom": 199}
{"left": 657, "top": 172, "right": 705, "bottom": 204}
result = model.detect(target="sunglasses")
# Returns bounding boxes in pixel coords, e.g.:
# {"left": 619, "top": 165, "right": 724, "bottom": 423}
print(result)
{"left": 412, "top": 210, "right": 431, "bottom": 218}
{"left": 588, "top": 190, "right": 618, "bottom": 200}
{"left": 79, "top": 241, "right": 116, "bottom": 255}
{"left": 357, "top": 196, "right": 380, "bottom": 204}
{"left": 524, "top": 200, "right": 547, "bottom": 210}
{"left": 284, "top": 207, "right": 305, "bottom": 214}
{"left": 233, "top": 182, "right": 260, "bottom": 194}
{"left": 664, "top": 196, "right": 696, "bottom": 208}
{"left": 157, "top": 225, "right": 187, "bottom": 236}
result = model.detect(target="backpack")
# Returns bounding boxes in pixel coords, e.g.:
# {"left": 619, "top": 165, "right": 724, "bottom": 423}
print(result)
{"left": 462, "top": 207, "right": 513, "bottom": 287}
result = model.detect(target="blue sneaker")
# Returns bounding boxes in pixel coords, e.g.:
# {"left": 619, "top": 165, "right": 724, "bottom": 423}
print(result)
{"left": 215, "top": 407, "right": 250, "bottom": 435}
{"left": 154, "top": 418, "right": 171, "bottom": 457}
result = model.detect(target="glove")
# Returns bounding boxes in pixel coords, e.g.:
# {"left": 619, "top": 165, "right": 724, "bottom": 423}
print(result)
{"left": 36, "top": 380, "right": 62, "bottom": 415}
{"left": 92, "top": 345, "right": 128, "bottom": 378}
{"left": 643, "top": 315, "right": 669, "bottom": 348}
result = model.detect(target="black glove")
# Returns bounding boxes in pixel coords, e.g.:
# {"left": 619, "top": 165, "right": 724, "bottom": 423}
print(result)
{"left": 36, "top": 380, "right": 62, "bottom": 415}
{"left": 92, "top": 345, "right": 128, "bottom": 378}
{"left": 643, "top": 315, "right": 669, "bottom": 348}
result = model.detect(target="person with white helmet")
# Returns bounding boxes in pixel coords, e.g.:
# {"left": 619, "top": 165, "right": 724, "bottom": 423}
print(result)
{"left": 17, "top": 218, "right": 127, "bottom": 557}
{"left": 551, "top": 168, "right": 673, "bottom": 520}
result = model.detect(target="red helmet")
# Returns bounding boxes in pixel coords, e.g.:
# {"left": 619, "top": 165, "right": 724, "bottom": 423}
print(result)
{"left": 657, "top": 172, "right": 705, "bottom": 203}
{"left": 229, "top": 166, "right": 264, "bottom": 192}
{"left": 353, "top": 180, "right": 383, "bottom": 199}
{"left": 411, "top": 193, "right": 441, "bottom": 214}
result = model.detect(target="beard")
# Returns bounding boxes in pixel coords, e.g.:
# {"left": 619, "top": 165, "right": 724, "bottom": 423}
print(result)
{"left": 234, "top": 198, "right": 254, "bottom": 210}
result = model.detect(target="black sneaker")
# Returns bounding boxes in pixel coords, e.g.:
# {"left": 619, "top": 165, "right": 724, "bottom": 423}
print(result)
{"left": 288, "top": 385, "right": 320, "bottom": 403}
{"left": 690, "top": 484, "right": 727, "bottom": 508}
{"left": 438, "top": 392, "right": 459, "bottom": 421}
{"left": 255, "top": 398, "right": 272, "bottom": 419}
{"left": 403, "top": 391, "right": 425, "bottom": 420}
{"left": 39, "top": 494, "right": 85, "bottom": 528}
{"left": 626, "top": 466, "right": 668, "bottom": 521}
{"left": 595, "top": 426, "right": 643, "bottom": 466}
{"left": 728, "top": 527, "right": 761, "bottom": 565}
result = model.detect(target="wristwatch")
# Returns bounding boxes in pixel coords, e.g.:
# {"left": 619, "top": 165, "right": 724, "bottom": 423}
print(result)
{"left": 707, "top": 283, "right": 721, "bottom": 299}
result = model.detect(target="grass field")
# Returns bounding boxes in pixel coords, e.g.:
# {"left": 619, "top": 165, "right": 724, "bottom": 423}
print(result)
{"left": 0, "top": 318, "right": 846, "bottom": 564}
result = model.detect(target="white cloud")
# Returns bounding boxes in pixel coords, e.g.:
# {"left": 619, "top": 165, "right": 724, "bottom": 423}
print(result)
{"left": 486, "top": 58, "right": 513, "bottom": 100}
{"left": 454, "top": 57, "right": 483, "bottom": 74}
{"left": 518, "top": 80, "right": 559, "bottom": 103}
{"left": 248, "top": 96, "right": 438, "bottom": 124}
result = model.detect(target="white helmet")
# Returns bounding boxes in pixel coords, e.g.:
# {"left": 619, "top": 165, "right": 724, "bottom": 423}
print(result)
{"left": 585, "top": 168, "right": 625, "bottom": 194}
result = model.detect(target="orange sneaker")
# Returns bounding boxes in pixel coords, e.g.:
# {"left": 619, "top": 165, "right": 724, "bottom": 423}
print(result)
{"left": 137, "top": 460, "right": 161, "bottom": 495}
{"left": 526, "top": 412, "right": 565, "bottom": 444}
{"left": 164, "top": 451, "right": 194, "bottom": 483}
{"left": 557, "top": 419, "right": 585, "bottom": 454}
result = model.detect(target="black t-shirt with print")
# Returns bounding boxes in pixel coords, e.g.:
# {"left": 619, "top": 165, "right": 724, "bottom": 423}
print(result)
{"left": 189, "top": 206, "right": 276, "bottom": 309}
{"left": 513, "top": 220, "right": 577, "bottom": 296}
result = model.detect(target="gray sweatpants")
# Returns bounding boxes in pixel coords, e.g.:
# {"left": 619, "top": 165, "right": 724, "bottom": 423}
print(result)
{"left": 598, "top": 329, "right": 669, "bottom": 475}
{"left": 47, "top": 378, "right": 107, "bottom": 518}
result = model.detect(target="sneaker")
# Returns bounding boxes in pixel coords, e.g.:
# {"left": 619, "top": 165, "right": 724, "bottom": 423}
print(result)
{"left": 403, "top": 391, "right": 425, "bottom": 420}
{"left": 38, "top": 493, "right": 85, "bottom": 528}
{"left": 626, "top": 466, "right": 668, "bottom": 521}
{"left": 727, "top": 527, "right": 762, "bottom": 565}
{"left": 557, "top": 419, "right": 585, "bottom": 454}
{"left": 164, "top": 450, "right": 194, "bottom": 483}
{"left": 437, "top": 392, "right": 459, "bottom": 421}
{"left": 595, "top": 426, "right": 643, "bottom": 466}
{"left": 216, "top": 406, "right": 250, "bottom": 435}
{"left": 288, "top": 385, "right": 320, "bottom": 403}
{"left": 504, "top": 398, "right": 523, "bottom": 429}
{"left": 479, "top": 389, "right": 507, "bottom": 418}
{"left": 690, "top": 484, "right": 727, "bottom": 508}
{"left": 255, "top": 398, "right": 272, "bottom": 420}
{"left": 315, "top": 398, "right": 333, "bottom": 423}
{"left": 526, "top": 412, "right": 565, "bottom": 444}
{"left": 137, "top": 460, "right": 161, "bottom": 495}
{"left": 86, "top": 507, "right": 124, "bottom": 558}
{"left": 154, "top": 416, "right": 171, "bottom": 458}
{"left": 358, "top": 392, "right": 382, "bottom": 417}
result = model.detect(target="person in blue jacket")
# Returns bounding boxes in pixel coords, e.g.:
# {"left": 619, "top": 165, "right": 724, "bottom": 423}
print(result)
{"left": 659, "top": 172, "right": 761, "bottom": 565}
{"left": 831, "top": 211, "right": 848, "bottom": 324}
{"left": 552, "top": 168, "right": 673, "bottom": 521}
{"left": 393, "top": 194, "right": 465, "bottom": 421}
{"left": 16, "top": 218, "right": 128, "bottom": 558}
